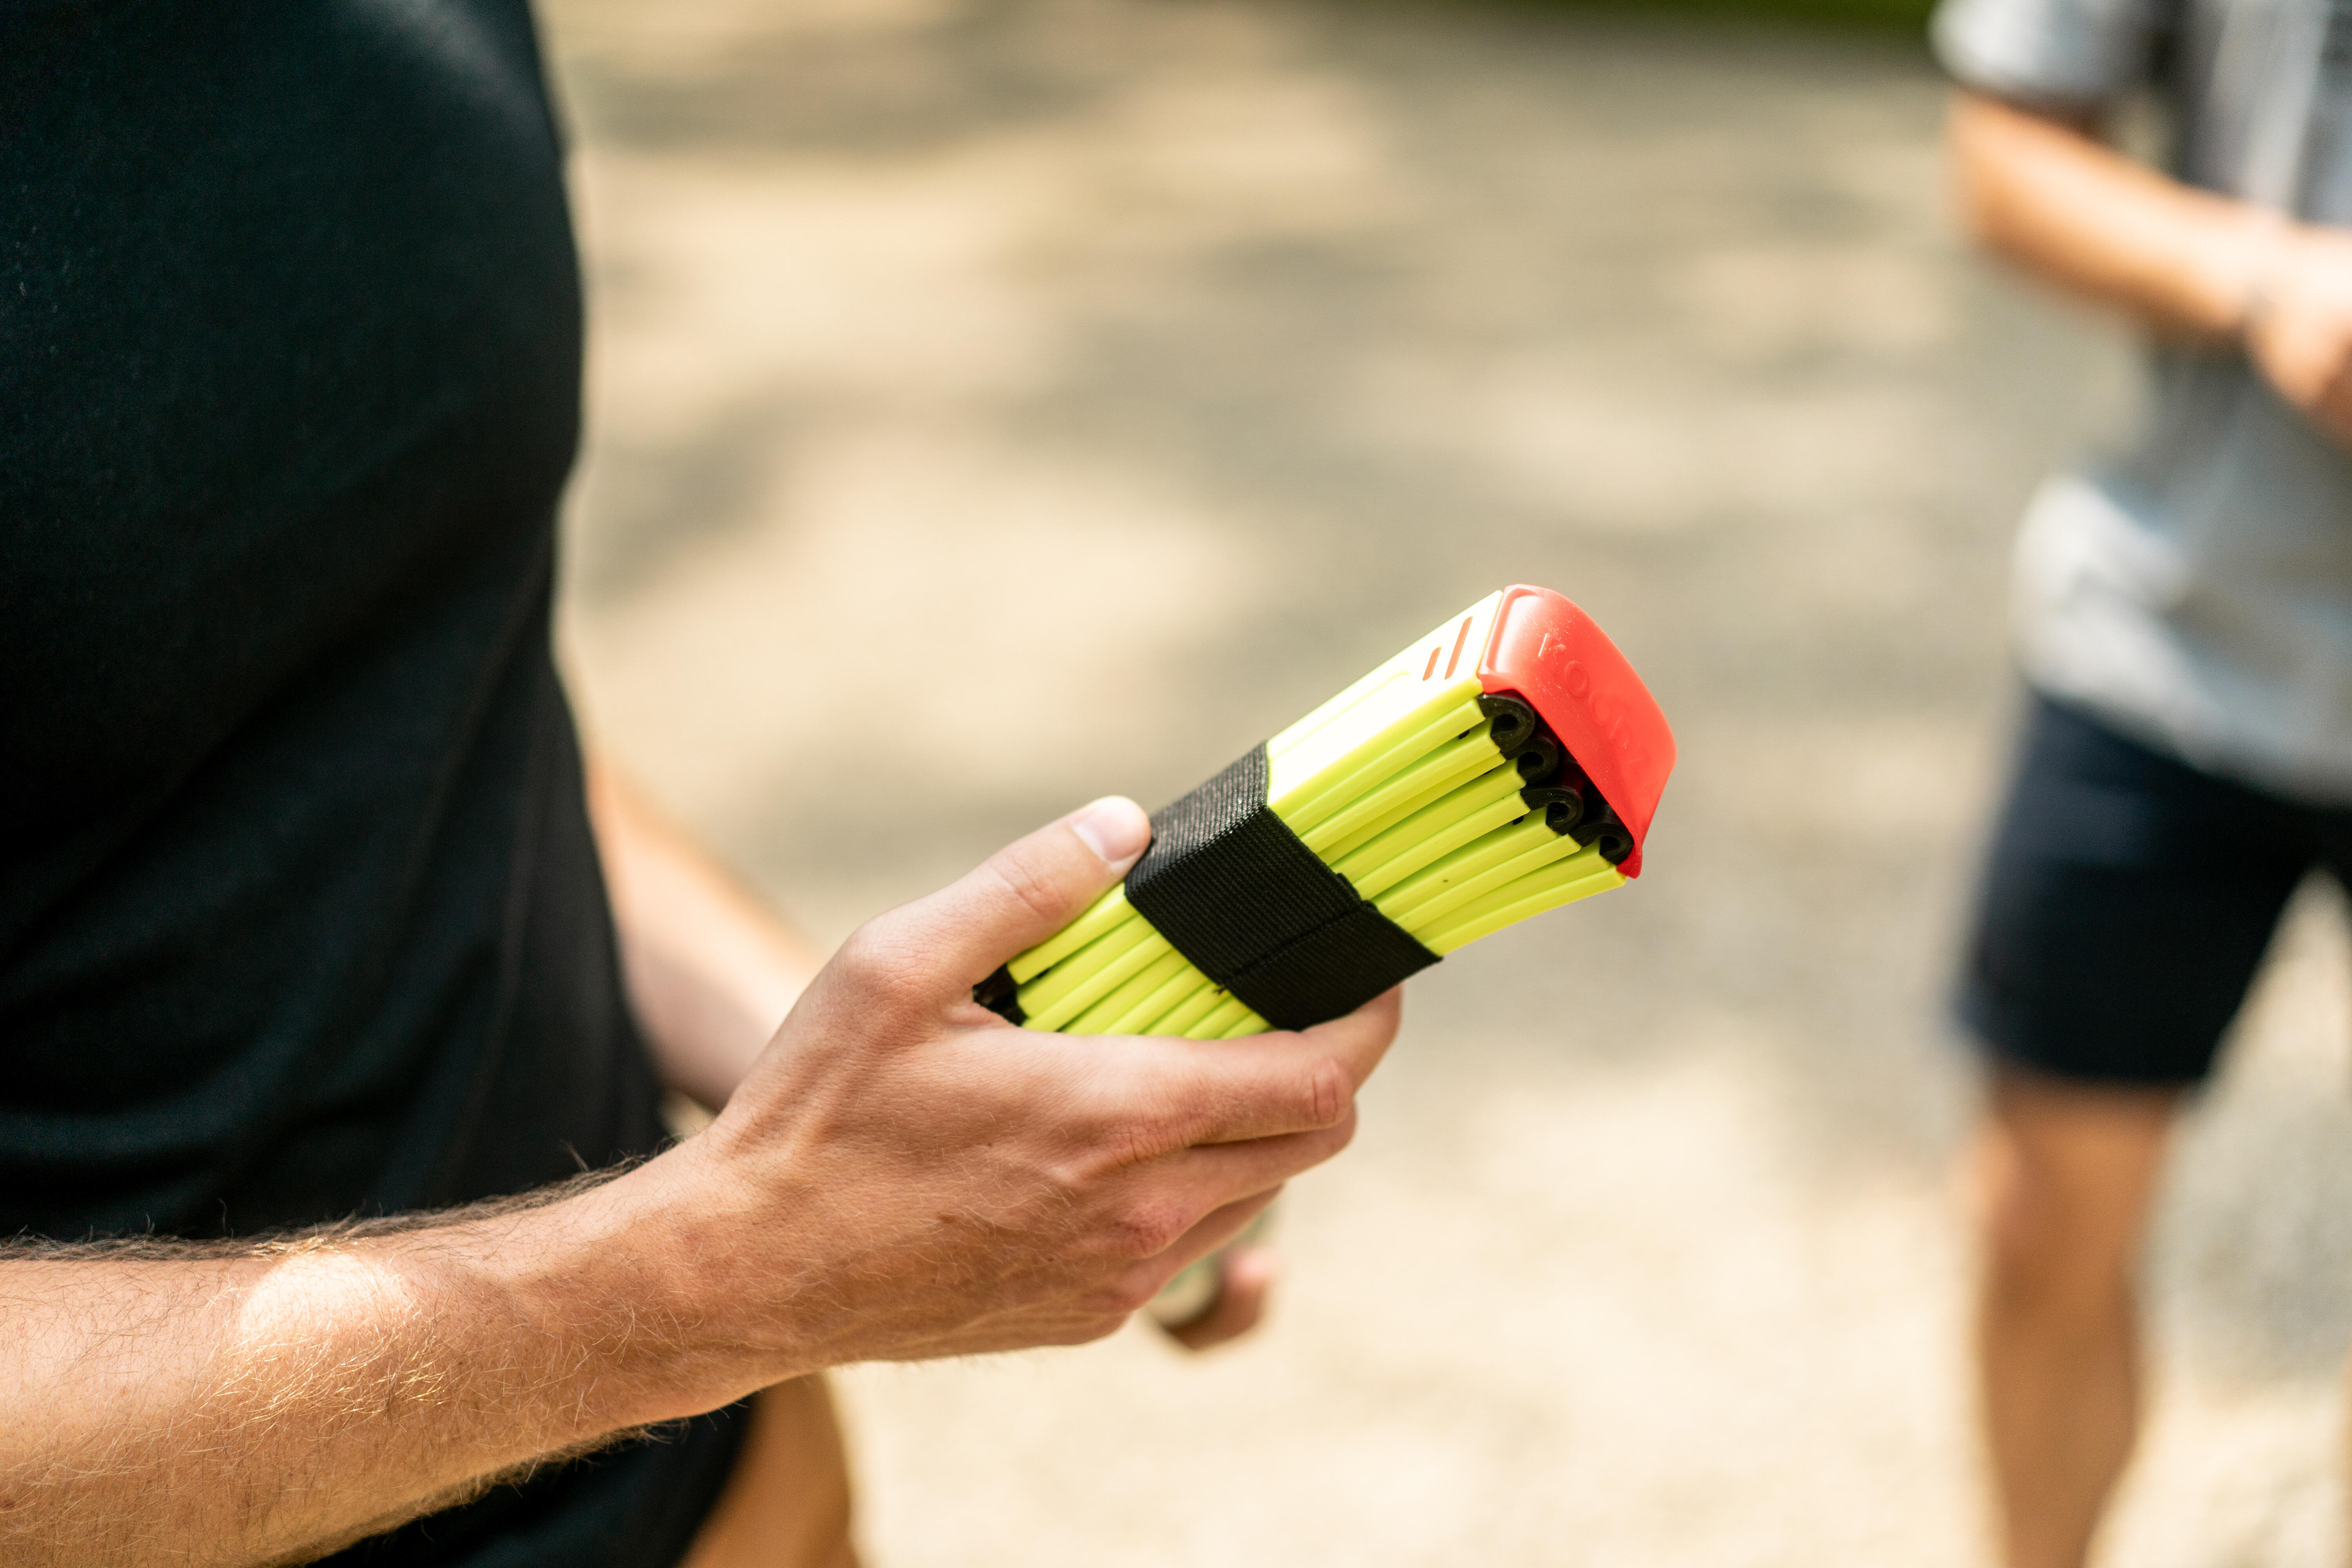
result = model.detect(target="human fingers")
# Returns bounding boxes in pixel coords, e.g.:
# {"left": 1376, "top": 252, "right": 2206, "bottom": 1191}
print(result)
{"left": 2251, "top": 240, "right": 2352, "bottom": 408}
{"left": 892, "top": 1190, "right": 1290, "bottom": 1361}
{"left": 1298, "top": 984, "right": 1403, "bottom": 1090}
{"left": 845, "top": 797, "right": 1152, "bottom": 1007}
{"left": 1165, "top": 1111, "right": 1358, "bottom": 1213}
{"left": 1076, "top": 987, "right": 1402, "bottom": 1152}
{"left": 1164, "top": 1244, "right": 1277, "bottom": 1351}
{"left": 1103, "top": 1189, "right": 1282, "bottom": 1310}
{"left": 2254, "top": 326, "right": 2350, "bottom": 432}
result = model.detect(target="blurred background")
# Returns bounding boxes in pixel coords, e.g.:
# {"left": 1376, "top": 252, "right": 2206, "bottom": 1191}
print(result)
{"left": 539, "top": 0, "right": 2352, "bottom": 1562}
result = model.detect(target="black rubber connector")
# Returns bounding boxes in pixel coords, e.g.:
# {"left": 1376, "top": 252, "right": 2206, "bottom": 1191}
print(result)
{"left": 1124, "top": 743, "right": 1440, "bottom": 1031}
{"left": 1519, "top": 784, "right": 1587, "bottom": 835}
{"left": 1570, "top": 804, "right": 1635, "bottom": 864}
{"left": 973, "top": 964, "right": 1024, "bottom": 1024}
{"left": 1476, "top": 691, "right": 1539, "bottom": 757}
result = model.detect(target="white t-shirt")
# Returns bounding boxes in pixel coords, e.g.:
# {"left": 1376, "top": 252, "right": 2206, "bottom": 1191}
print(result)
{"left": 1936, "top": 0, "right": 2352, "bottom": 801}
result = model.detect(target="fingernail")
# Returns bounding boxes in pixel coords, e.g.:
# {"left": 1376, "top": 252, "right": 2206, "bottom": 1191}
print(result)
{"left": 1069, "top": 796, "right": 1151, "bottom": 870}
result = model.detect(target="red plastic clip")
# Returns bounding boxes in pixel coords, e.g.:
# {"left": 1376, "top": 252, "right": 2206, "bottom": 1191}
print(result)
{"left": 1477, "top": 585, "right": 1675, "bottom": 878}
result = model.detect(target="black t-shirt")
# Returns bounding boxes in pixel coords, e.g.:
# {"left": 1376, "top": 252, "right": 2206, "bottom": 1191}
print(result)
{"left": 2, "top": 3, "right": 744, "bottom": 1561}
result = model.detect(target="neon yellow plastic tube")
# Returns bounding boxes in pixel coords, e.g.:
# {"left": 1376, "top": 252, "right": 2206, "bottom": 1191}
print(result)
{"left": 978, "top": 587, "right": 1675, "bottom": 1042}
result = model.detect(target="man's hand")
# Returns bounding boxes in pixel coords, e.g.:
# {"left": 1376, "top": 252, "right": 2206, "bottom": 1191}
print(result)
{"left": 0, "top": 797, "right": 1399, "bottom": 1567}
{"left": 2246, "top": 223, "right": 2352, "bottom": 445}
{"left": 589, "top": 760, "right": 1305, "bottom": 1353}
{"left": 622, "top": 795, "right": 1399, "bottom": 1375}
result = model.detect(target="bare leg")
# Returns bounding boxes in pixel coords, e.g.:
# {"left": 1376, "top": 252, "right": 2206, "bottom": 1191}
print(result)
{"left": 1972, "top": 1067, "right": 2181, "bottom": 1568}
{"left": 677, "top": 1376, "right": 860, "bottom": 1568}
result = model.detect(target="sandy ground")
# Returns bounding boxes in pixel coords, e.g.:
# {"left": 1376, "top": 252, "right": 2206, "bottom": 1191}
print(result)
{"left": 537, "top": 1, "right": 2352, "bottom": 1562}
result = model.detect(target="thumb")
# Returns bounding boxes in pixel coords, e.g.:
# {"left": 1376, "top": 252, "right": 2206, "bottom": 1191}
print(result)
{"left": 884, "top": 795, "right": 1152, "bottom": 1000}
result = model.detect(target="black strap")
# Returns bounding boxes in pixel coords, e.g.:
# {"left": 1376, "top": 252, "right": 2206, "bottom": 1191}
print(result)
{"left": 1125, "top": 744, "right": 1439, "bottom": 1031}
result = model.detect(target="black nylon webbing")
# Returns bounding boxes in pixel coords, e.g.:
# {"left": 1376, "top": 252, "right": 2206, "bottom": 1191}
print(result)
{"left": 1125, "top": 743, "right": 1439, "bottom": 1031}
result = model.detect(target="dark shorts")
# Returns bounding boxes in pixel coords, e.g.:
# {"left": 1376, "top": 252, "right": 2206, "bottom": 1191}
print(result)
{"left": 1958, "top": 693, "right": 2352, "bottom": 1087}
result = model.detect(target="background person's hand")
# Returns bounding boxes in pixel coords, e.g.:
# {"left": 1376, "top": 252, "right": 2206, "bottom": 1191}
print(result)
{"left": 610, "top": 797, "right": 1403, "bottom": 1398}
{"left": 1160, "top": 1242, "right": 1280, "bottom": 1351}
{"left": 1948, "top": 90, "right": 2352, "bottom": 452}
{"left": 2246, "top": 221, "right": 2352, "bottom": 446}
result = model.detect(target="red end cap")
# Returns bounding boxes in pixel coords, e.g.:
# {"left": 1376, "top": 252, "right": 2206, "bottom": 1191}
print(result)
{"left": 1477, "top": 585, "right": 1676, "bottom": 878}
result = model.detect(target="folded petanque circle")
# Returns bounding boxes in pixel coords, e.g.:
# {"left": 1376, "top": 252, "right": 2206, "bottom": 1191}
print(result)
{"left": 977, "top": 585, "right": 1677, "bottom": 1040}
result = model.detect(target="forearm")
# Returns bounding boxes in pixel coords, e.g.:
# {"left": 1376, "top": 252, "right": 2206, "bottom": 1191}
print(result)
{"left": 0, "top": 1173, "right": 736, "bottom": 1568}
{"left": 1949, "top": 88, "right": 2274, "bottom": 339}
{"left": 0, "top": 796, "right": 1394, "bottom": 1564}
{"left": 586, "top": 756, "right": 820, "bottom": 1109}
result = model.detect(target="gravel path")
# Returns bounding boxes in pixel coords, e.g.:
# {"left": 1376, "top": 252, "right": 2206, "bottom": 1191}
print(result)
{"left": 541, "top": 2, "right": 2352, "bottom": 1560}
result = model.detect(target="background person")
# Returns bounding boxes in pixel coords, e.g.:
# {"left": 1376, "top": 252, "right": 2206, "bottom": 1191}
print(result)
{"left": 1931, "top": 0, "right": 2352, "bottom": 1563}
{"left": 0, "top": 5, "right": 1376, "bottom": 1565}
